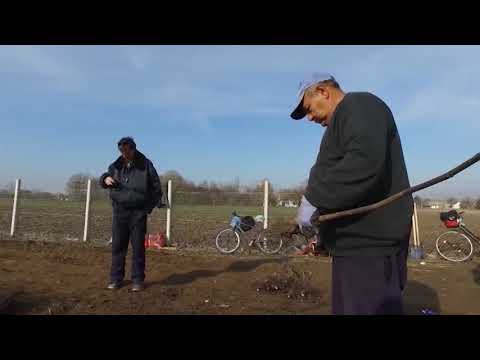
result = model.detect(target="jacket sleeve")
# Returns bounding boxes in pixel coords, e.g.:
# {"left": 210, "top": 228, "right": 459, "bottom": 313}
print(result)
{"left": 99, "top": 164, "right": 115, "bottom": 189}
{"left": 146, "top": 161, "right": 163, "bottom": 213}
{"left": 305, "top": 103, "right": 390, "bottom": 211}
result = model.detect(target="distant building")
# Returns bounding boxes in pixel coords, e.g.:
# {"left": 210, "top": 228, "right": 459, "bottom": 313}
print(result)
{"left": 422, "top": 199, "right": 463, "bottom": 210}
{"left": 423, "top": 200, "right": 449, "bottom": 210}
{"left": 56, "top": 193, "right": 69, "bottom": 201}
{"left": 277, "top": 200, "right": 298, "bottom": 208}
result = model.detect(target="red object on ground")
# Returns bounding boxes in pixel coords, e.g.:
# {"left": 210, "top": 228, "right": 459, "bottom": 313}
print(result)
{"left": 145, "top": 233, "right": 166, "bottom": 249}
{"left": 294, "top": 239, "right": 317, "bottom": 256}
{"left": 444, "top": 219, "right": 460, "bottom": 229}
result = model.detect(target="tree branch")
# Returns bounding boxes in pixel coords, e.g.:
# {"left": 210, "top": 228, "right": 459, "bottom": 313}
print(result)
{"left": 312, "top": 152, "right": 480, "bottom": 224}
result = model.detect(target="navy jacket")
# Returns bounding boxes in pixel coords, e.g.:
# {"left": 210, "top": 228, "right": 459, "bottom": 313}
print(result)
{"left": 100, "top": 151, "right": 163, "bottom": 214}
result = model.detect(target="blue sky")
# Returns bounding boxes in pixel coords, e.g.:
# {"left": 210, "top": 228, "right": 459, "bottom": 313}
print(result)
{"left": 1, "top": 45, "right": 479, "bottom": 199}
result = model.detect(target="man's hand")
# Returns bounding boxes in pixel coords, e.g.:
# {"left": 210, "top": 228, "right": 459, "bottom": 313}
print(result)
{"left": 104, "top": 176, "right": 116, "bottom": 186}
{"left": 297, "top": 195, "right": 317, "bottom": 236}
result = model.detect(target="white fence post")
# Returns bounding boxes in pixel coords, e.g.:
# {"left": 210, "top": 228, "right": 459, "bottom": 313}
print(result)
{"left": 9, "top": 179, "right": 21, "bottom": 237}
{"left": 166, "top": 180, "right": 172, "bottom": 245}
{"left": 263, "top": 180, "right": 269, "bottom": 230}
{"left": 411, "top": 214, "right": 417, "bottom": 247}
{"left": 83, "top": 179, "right": 92, "bottom": 242}
{"left": 410, "top": 202, "right": 424, "bottom": 259}
{"left": 414, "top": 202, "right": 421, "bottom": 247}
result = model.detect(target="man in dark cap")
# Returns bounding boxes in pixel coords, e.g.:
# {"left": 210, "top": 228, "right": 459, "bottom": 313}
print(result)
{"left": 291, "top": 73, "right": 413, "bottom": 315}
{"left": 100, "top": 137, "right": 163, "bottom": 292}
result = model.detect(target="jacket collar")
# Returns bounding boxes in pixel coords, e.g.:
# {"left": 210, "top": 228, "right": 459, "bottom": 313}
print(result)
{"left": 113, "top": 150, "right": 147, "bottom": 171}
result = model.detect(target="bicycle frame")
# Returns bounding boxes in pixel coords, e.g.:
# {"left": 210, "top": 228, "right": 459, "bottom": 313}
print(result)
{"left": 229, "top": 214, "right": 256, "bottom": 233}
{"left": 458, "top": 222, "right": 480, "bottom": 246}
{"left": 228, "top": 214, "right": 264, "bottom": 250}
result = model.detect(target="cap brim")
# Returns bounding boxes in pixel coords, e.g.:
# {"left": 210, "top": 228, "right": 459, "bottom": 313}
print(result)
{"left": 290, "top": 96, "right": 306, "bottom": 120}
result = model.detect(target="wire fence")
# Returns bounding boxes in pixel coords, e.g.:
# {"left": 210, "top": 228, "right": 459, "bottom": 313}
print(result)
{"left": 0, "top": 180, "right": 287, "bottom": 251}
{"left": 2, "top": 179, "right": 469, "bottom": 257}
{"left": 0, "top": 195, "right": 12, "bottom": 239}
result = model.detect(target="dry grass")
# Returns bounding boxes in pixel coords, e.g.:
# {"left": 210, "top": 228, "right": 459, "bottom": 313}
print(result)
{"left": 2, "top": 198, "right": 480, "bottom": 256}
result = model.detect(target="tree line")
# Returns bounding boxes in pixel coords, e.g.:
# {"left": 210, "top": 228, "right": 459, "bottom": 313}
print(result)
{"left": 4, "top": 177, "right": 479, "bottom": 210}
{"left": 61, "top": 171, "right": 279, "bottom": 206}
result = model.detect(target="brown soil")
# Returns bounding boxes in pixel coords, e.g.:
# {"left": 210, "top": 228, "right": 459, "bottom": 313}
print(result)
{"left": 1, "top": 240, "right": 480, "bottom": 315}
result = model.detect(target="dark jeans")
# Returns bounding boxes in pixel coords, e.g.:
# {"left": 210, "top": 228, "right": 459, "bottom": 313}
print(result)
{"left": 111, "top": 209, "right": 147, "bottom": 283}
{"left": 331, "top": 246, "right": 408, "bottom": 315}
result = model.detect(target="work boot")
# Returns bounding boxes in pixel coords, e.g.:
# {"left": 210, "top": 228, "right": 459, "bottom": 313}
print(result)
{"left": 131, "top": 281, "right": 145, "bottom": 292}
{"left": 107, "top": 281, "right": 123, "bottom": 290}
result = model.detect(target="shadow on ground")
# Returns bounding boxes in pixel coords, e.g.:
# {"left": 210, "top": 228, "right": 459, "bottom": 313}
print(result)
{"left": 403, "top": 280, "right": 441, "bottom": 315}
{"left": 158, "top": 258, "right": 285, "bottom": 286}
{"left": 0, "top": 290, "right": 57, "bottom": 315}
{"left": 473, "top": 264, "right": 480, "bottom": 286}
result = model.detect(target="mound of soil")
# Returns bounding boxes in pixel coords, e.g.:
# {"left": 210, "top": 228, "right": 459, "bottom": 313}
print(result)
{"left": 254, "top": 263, "right": 322, "bottom": 301}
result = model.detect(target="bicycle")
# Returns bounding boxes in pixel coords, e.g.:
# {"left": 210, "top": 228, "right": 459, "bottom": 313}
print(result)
{"left": 435, "top": 210, "right": 480, "bottom": 262}
{"left": 215, "top": 211, "right": 283, "bottom": 255}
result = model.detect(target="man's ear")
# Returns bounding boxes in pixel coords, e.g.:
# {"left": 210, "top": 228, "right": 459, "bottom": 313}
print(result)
{"left": 315, "top": 85, "right": 329, "bottom": 99}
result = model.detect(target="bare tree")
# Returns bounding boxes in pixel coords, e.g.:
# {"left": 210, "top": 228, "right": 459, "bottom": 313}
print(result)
{"left": 461, "top": 197, "right": 474, "bottom": 209}
{"left": 233, "top": 176, "right": 240, "bottom": 192}
{"left": 4, "top": 181, "right": 15, "bottom": 194}
{"left": 65, "top": 173, "right": 90, "bottom": 201}
{"left": 447, "top": 197, "right": 458, "bottom": 208}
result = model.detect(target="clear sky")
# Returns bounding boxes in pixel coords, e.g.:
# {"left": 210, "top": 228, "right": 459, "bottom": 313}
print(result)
{"left": 1, "top": 45, "right": 479, "bottom": 199}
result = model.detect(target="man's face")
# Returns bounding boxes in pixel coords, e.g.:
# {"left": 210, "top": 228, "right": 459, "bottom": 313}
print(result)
{"left": 302, "top": 86, "right": 334, "bottom": 127}
{"left": 118, "top": 144, "right": 135, "bottom": 161}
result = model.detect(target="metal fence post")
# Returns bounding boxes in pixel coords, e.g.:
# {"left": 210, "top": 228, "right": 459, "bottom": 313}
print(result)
{"left": 410, "top": 202, "right": 424, "bottom": 259}
{"left": 9, "top": 179, "right": 21, "bottom": 237}
{"left": 414, "top": 202, "right": 421, "bottom": 248}
{"left": 83, "top": 179, "right": 92, "bottom": 242}
{"left": 412, "top": 213, "right": 417, "bottom": 247}
{"left": 264, "top": 180, "right": 269, "bottom": 229}
{"left": 166, "top": 180, "right": 172, "bottom": 245}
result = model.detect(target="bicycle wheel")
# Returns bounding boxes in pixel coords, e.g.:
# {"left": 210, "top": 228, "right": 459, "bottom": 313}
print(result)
{"left": 435, "top": 231, "right": 473, "bottom": 262}
{"left": 215, "top": 228, "right": 241, "bottom": 254}
{"left": 255, "top": 229, "right": 283, "bottom": 255}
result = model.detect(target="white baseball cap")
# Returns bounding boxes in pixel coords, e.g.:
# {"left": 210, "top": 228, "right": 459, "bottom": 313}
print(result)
{"left": 290, "top": 72, "right": 336, "bottom": 120}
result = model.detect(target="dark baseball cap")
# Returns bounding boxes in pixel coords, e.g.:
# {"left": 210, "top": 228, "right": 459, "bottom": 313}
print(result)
{"left": 290, "top": 72, "right": 336, "bottom": 120}
{"left": 117, "top": 137, "right": 136, "bottom": 149}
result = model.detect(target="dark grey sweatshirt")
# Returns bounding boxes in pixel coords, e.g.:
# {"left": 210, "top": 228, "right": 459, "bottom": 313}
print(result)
{"left": 305, "top": 92, "right": 413, "bottom": 256}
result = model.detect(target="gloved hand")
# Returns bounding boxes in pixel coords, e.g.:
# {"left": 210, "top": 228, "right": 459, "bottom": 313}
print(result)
{"left": 297, "top": 195, "right": 317, "bottom": 237}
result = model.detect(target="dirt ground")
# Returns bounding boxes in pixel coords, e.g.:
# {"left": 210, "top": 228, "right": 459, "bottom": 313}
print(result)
{"left": 1, "top": 240, "right": 480, "bottom": 315}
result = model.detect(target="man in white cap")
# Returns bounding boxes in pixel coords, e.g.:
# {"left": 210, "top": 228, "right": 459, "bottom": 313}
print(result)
{"left": 291, "top": 73, "right": 413, "bottom": 315}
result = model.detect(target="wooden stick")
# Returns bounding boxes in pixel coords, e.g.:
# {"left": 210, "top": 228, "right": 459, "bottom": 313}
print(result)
{"left": 313, "top": 153, "right": 480, "bottom": 224}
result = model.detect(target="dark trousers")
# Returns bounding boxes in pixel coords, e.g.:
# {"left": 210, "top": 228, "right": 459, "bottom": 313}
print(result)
{"left": 331, "top": 246, "right": 408, "bottom": 315}
{"left": 111, "top": 209, "right": 147, "bottom": 283}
